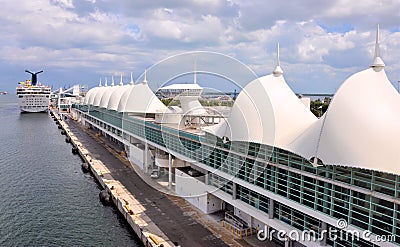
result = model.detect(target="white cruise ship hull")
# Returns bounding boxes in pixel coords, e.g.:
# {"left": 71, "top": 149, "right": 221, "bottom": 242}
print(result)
{"left": 18, "top": 95, "right": 50, "bottom": 112}
{"left": 17, "top": 85, "right": 51, "bottom": 113}
{"left": 20, "top": 105, "right": 49, "bottom": 113}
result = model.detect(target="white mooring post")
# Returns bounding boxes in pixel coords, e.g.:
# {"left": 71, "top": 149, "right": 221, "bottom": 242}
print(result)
{"left": 168, "top": 153, "right": 172, "bottom": 190}
{"left": 144, "top": 142, "right": 149, "bottom": 173}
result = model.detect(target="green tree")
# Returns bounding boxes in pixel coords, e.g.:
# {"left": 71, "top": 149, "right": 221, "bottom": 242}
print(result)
{"left": 310, "top": 99, "right": 329, "bottom": 117}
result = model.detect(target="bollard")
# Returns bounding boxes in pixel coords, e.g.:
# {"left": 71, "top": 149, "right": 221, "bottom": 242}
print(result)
{"left": 149, "top": 235, "right": 159, "bottom": 245}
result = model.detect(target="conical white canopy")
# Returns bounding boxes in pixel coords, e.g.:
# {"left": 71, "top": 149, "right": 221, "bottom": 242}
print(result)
{"left": 205, "top": 47, "right": 316, "bottom": 148}
{"left": 84, "top": 87, "right": 96, "bottom": 104}
{"left": 288, "top": 25, "right": 400, "bottom": 175}
{"left": 93, "top": 86, "right": 109, "bottom": 107}
{"left": 117, "top": 83, "right": 168, "bottom": 113}
{"left": 107, "top": 84, "right": 130, "bottom": 111}
{"left": 88, "top": 87, "right": 101, "bottom": 105}
{"left": 100, "top": 85, "right": 120, "bottom": 108}
{"left": 208, "top": 73, "right": 316, "bottom": 148}
{"left": 116, "top": 84, "right": 135, "bottom": 112}
{"left": 288, "top": 67, "right": 400, "bottom": 174}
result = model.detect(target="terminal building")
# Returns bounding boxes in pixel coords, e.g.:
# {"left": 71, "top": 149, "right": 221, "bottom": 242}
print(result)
{"left": 73, "top": 28, "right": 399, "bottom": 247}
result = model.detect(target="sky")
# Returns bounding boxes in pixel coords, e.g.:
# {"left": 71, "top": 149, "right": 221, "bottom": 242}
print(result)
{"left": 1, "top": 0, "right": 400, "bottom": 94}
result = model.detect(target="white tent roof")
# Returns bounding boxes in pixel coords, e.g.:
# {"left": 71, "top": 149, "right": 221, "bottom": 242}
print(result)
{"left": 203, "top": 119, "right": 229, "bottom": 138}
{"left": 288, "top": 67, "right": 400, "bottom": 174}
{"left": 205, "top": 43, "right": 316, "bottom": 148}
{"left": 288, "top": 26, "right": 400, "bottom": 175}
{"left": 117, "top": 82, "right": 168, "bottom": 113}
{"left": 204, "top": 59, "right": 316, "bottom": 149}
{"left": 107, "top": 85, "right": 130, "bottom": 111}
{"left": 117, "top": 84, "right": 135, "bottom": 112}
{"left": 84, "top": 87, "right": 96, "bottom": 104}
{"left": 86, "top": 78, "right": 105, "bottom": 105}
{"left": 93, "top": 86, "right": 109, "bottom": 106}
{"left": 88, "top": 87, "right": 102, "bottom": 105}
{"left": 100, "top": 85, "right": 120, "bottom": 108}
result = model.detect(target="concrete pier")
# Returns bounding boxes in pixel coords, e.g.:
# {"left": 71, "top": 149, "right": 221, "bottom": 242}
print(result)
{"left": 50, "top": 110, "right": 232, "bottom": 247}
{"left": 51, "top": 110, "right": 174, "bottom": 247}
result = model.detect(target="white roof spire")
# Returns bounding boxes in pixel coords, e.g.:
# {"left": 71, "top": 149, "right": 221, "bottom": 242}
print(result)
{"left": 194, "top": 59, "right": 197, "bottom": 84}
{"left": 371, "top": 24, "right": 385, "bottom": 68}
{"left": 99, "top": 77, "right": 102, "bottom": 87}
{"left": 104, "top": 77, "right": 108, "bottom": 86}
{"left": 120, "top": 73, "right": 124, "bottom": 86}
{"left": 111, "top": 75, "right": 115, "bottom": 86}
{"left": 129, "top": 72, "right": 134, "bottom": 85}
{"left": 142, "top": 69, "right": 147, "bottom": 84}
{"left": 273, "top": 42, "right": 284, "bottom": 76}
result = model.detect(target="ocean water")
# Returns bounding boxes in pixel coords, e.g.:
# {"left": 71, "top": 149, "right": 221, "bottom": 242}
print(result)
{"left": 0, "top": 95, "right": 141, "bottom": 246}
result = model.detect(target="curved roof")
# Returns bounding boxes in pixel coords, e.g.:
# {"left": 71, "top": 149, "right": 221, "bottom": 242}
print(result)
{"left": 117, "top": 82, "right": 168, "bottom": 113}
{"left": 288, "top": 25, "right": 400, "bottom": 175}
{"left": 88, "top": 86, "right": 102, "bottom": 105}
{"left": 206, "top": 44, "right": 316, "bottom": 148}
{"left": 86, "top": 78, "right": 104, "bottom": 105}
{"left": 204, "top": 118, "right": 229, "bottom": 138}
{"left": 288, "top": 66, "right": 400, "bottom": 174}
{"left": 209, "top": 72, "right": 316, "bottom": 148}
{"left": 117, "top": 84, "right": 135, "bottom": 112}
{"left": 93, "top": 86, "right": 109, "bottom": 106}
{"left": 84, "top": 87, "right": 96, "bottom": 104}
{"left": 100, "top": 86, "right": 120, "bottom": 108}
{"left": 107, "top": 85, "right": 131, "bottom": 111}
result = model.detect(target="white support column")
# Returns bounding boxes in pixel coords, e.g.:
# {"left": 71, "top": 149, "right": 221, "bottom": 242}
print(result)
{"left": 205, "top": 171, "right": 209, "bottom": 185}
{"left": 168, "top": 153, "right": 172, "bottom": 190}
{"left": 269, "top": 199, "right": 274, "bottom": 219}
{"left": 232, "top": 182, "right": 237, "bottom": 200}
{"left": 144, "top": 142, "right": 149, "bottom": 173}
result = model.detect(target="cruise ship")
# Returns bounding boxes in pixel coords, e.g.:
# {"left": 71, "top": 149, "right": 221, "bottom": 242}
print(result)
{"left": 72, "top": 26, "right": 399, "bottom": 247}
{"left": 16, "top": 70, "right": 51, "bottom": 113}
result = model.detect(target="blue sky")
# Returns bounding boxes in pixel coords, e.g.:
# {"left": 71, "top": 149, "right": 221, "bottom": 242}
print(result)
{"left": 0, "top": 0, "right": 400, "bottom": 94}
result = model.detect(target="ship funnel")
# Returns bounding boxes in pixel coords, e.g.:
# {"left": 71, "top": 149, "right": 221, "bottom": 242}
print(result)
{"left": 25, "top": 70, "right": 43, "bottom": 86}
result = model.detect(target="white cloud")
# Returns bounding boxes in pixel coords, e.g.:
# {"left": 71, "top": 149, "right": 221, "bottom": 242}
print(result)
{"left": 138, "top": 8, "right": 226, "bottom": 46}
{"left": 296, "top": 25, "right": 356, "bottom": 62}
{"left": 0, "top": 0, "right": 399, "bottom": 92}
{"left": 50, "top": 0, "right": 74, "bottom": 9}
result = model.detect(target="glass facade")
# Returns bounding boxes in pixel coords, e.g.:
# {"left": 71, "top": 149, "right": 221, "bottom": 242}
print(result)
{"left": 76, "top": 105, "right": 400, "bottom": 246}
